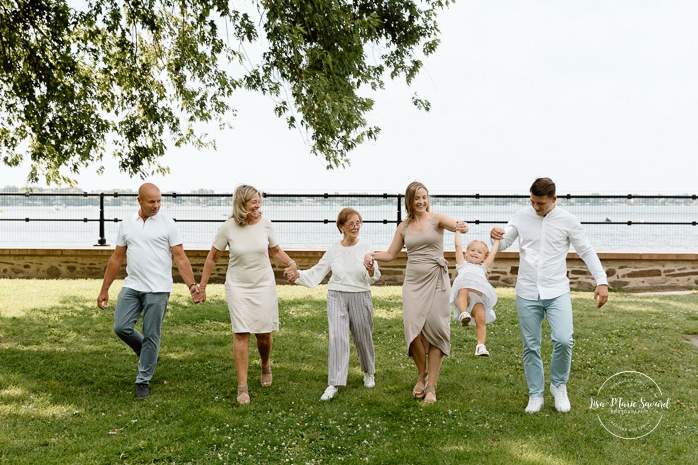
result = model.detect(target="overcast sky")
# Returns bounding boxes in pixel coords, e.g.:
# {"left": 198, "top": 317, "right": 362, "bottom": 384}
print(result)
{"left": 2, "top": 0, "right": 696, "bottom": 194}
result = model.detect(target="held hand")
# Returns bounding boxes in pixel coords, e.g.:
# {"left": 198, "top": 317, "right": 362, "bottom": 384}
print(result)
{"left": 365, "top": 258, "right": 374, "bottom": 272}
{"left": 97, "top": 292, "right": 109, "bottom": 309}
{"left": 194, "top": 288, "right": 207, "bottom": 304}
{"left": 363, "top": 253, "right": 374, "bottom": 269}
{"left": 283, "top": 266, "right": 299, "bottom": 282}
{"left": 455, "top": 221, "right": 469, "bottom": 233}
{"left": 490, "top": 227, "right": 505, "bottom": 241}
{"left": 594, "top": 285, "right": 609, "bottom": 308}
{"left": 189, "top": 284, "right": 203, "bottom": 304}
{"left": 283, "top": 264, "right": 298, "bottom": 282}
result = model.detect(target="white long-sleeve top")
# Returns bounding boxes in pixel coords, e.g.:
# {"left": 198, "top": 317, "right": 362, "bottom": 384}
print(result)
{"left": 296, "top": 239, "right": 381, "bottom": 292}
{"left": 496, "top": 206, "right": 608, "bottom": 300}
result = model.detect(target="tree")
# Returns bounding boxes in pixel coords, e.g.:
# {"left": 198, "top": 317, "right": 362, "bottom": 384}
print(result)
{"left": 0, "top": 0, "right": 450, "bottom": 185}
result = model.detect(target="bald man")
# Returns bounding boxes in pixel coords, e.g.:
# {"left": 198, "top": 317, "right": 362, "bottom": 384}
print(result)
{"left": 98, "top": 183, "right": 200, "bottom": 399}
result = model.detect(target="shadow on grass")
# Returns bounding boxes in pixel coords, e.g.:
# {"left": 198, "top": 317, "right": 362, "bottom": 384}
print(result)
{"left": 1, "top": 285, "right": 697, "bottom": 464}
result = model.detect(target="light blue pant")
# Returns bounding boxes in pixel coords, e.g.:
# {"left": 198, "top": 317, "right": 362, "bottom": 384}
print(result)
{"left": 516, "top": 294, "right": 574, "bottom": 396}
{"left": 113, "top": 287, "right": 170, "bottom": 385}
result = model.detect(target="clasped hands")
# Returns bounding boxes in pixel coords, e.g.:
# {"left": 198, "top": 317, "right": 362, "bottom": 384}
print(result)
{"left": 283, "top": 261, "right": 299, "bottom": 283}
{"left": 190, "top": 284, "right": 205, "bottom": 304}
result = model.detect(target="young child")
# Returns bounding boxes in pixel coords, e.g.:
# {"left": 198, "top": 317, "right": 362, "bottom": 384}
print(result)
{"left": 450, "top": 231, "right": 500, "bottom": 356}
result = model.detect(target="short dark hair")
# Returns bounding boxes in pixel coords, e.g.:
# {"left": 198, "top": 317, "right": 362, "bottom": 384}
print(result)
{"left": 530, "top": 177, "right": 556, "bottom": 197}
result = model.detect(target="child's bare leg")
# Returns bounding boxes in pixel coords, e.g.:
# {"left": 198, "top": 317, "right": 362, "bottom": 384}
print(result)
{"left": 456, "top": 289, "right": 471, "bottom": 325}
{"left": 471, "top": 303, "right": 487, "bottom": 345}
{"left": 456, "top": 289, "right": 470, "bottom": 314}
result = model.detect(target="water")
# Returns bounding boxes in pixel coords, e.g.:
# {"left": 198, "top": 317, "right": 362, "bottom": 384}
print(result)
{"left": 1, "top": 203, "right": 696, "bottom": 251}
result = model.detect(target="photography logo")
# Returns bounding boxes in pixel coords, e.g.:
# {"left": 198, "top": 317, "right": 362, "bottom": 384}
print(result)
{"left": 590, "top": 371, "right": 670, "bottom": 439}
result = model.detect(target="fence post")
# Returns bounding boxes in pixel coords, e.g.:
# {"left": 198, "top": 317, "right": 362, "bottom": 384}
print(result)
{"left": 396, "top": 194, "right": 402, "bottom": 224}
{"left": 94, "top": 193, "right": 108, "bottom": 246}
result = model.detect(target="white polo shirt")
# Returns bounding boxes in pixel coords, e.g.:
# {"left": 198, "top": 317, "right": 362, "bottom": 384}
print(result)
{"left": 496, "top": 206, "right": 608, "bottom": 300}
{"left": 116, "top": 211, "right": 183, "bottom": 293}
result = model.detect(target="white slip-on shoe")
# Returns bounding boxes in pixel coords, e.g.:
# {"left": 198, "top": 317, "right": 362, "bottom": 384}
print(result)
{"left": 363, "top": 373, "right": 375, "bottom": 388}
{"left": 320, "top": 385, "right": 338, "bottom": 401}
{"left": 475, "top": 344, "right": 490, "bottom": 356}
{"left": 550, "top": 383, "right": 571, "bottom": 413}
{"left": 458, "top": 311, "right": 472, "bottom": 326}
{"left": 525, "top": 395, "right": 544, "bottom": 413}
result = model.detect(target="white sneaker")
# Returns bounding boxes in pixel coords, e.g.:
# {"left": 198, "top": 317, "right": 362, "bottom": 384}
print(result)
{"left": 475, "top": 344, "right": 490, "bottom": 356}
{"left": 550, "top": 383, "right": 571, "bottom": 413}
{"left": 525, "top": 395, "right": 544, "bottom": 413}
{"left": 363, "top": 373, "right": 375, "bottom": 388}
{"left": 320, "top": 385, "right": 338, "bottom": 401}
{"left": 458, "top": 311, "right": 472, "bottom": 326}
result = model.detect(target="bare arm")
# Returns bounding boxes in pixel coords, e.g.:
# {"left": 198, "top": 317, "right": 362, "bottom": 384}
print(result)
{"left": 172, "top": 244, "right": 199, "bottom": 302}
{"left": 269, "top": 244, "right": 298, "bottom": 277}
{"left": 197, "top": 247, "right": 222, "bottom": 303}
{"left": 454, "top": 231, "right": 465, "bottom": 267}
{"left": 199, "top": 246, "right": 222, "bottom": 288}
{"left": 434, "top": 213, "right": 469, "bottom": 233}
{"left": 483, "top": 239, "right": 500, "bottom": 269}
{"left": 97, "top": 245, "right": 126, "bottom": 309}
{"left": 368, "top": 223, "right": 406, "bottom": 264}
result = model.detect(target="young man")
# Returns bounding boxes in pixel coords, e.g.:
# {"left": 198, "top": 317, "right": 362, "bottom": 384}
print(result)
{"left": 491, "top": 177, "right": 609, "bottom": 413}
{"left": 97, "top": 183, "right": 200, "bottom": 399}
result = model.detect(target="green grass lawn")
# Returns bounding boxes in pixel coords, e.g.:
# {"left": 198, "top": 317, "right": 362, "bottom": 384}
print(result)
{"left": 0, "top": 279, "right": 696, "bottom": 464}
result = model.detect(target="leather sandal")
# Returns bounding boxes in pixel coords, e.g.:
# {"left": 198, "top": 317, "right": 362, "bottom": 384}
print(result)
{"left": 261, "top": 365, "right": 272, "bottom": 387}
{"left": 424, "top": 385, "right": 437, "bottom": 404}
{"left": 413, "top": 374, "right": 428, "bottom": 399}
{"left": 236, "top": 386, "right": 250, "bottom": 405}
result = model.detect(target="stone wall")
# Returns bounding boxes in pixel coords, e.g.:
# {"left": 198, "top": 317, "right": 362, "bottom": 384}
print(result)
{"left": 1, "top": 248, "right": 697, "bottom": 291}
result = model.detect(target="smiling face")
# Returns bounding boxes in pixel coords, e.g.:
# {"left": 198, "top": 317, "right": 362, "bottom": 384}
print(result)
{"left": 530, "top": 194, "right": 557, "bottom": 217}
{"left": 245, "top": 194, "right": 262, "bottom": 220}
{"left": 413, "top": 188, "right": 429, "bottom": 213}
{"left": 339, "top": 213, "right": 362, "bottom": 242}
{"left": 405, "top": 181, "right": 430, "bottom": 220}
{"left": 465, "top": 241, "right": 489, "bottom": 265}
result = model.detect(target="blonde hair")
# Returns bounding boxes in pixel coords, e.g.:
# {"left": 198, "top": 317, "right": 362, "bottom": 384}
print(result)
{"left": 467, "top": 240, "right": 490, "bottom": 256}
{"left": 404, "top": 181, "right": 429, "bottom": 223}
{"left": 336, "top": 207, "right": 362, "bottom": 233}
{"left": 230, "top": 184, "right": 262, "bottom": 226}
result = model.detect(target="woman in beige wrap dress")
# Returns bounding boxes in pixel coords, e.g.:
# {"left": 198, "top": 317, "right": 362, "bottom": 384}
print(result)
{"left": 366, "top": 181, "right": 468, "bottom": 403}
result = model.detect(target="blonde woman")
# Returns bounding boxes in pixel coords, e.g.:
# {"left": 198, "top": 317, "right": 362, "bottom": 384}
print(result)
{"left": 365, "top": 181, "right": 468, "bottom": 403}
{"left": 198, "top": 184, "right": 297, "bottom": 405}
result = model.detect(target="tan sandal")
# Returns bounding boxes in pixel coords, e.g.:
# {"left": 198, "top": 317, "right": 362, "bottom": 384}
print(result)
{"left": 413, "top": 374, "right": 428, "bottom": 399}
{"left": 236, "top": 386, "right": 250, "bottom": 405}
{"left": 424, "top": 385, "right": 437, "bottom": 404}
{"left": 261, "top": 365, "right": 272, "bottom": 387}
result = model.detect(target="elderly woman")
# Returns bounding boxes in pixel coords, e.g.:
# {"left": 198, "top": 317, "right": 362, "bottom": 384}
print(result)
{"left": 365, "top": 181, "right": 467, "bottom": 404}
{"left": 287, "top": 207, "right": 381, "bottom": 401}
{"left": 198, "top": 184, "right": 297, "bottom": 405}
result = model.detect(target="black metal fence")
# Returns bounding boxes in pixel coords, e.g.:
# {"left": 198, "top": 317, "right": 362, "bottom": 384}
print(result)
{"left": 1, "top": 191, "right": 696, "bottom": 251}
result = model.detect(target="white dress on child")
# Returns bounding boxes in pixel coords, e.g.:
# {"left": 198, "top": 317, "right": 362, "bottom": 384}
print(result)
{"left": 450, "top": 262, "right": 497, "bottom": 325}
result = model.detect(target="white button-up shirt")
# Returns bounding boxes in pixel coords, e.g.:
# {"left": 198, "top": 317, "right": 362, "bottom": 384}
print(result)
{"left": 496, "top": 206, "right": 608, "bottom": 300}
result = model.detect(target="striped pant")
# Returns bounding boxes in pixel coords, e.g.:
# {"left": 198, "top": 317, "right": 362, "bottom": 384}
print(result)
{"left": 326, "top": 290, "right": 375, "bottom": 386}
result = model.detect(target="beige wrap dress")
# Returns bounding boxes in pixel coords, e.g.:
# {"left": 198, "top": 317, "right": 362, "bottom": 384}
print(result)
{"left": 401, "top": 217, "right": 451, "bottom": 356}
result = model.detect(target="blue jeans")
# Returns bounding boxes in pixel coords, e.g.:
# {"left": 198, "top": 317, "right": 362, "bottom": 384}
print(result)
{"left": 516, "top": 294, "right": 574, "bottom": 396}
{"left": 113, "top": 287, "right": 170, "bottom": 385}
